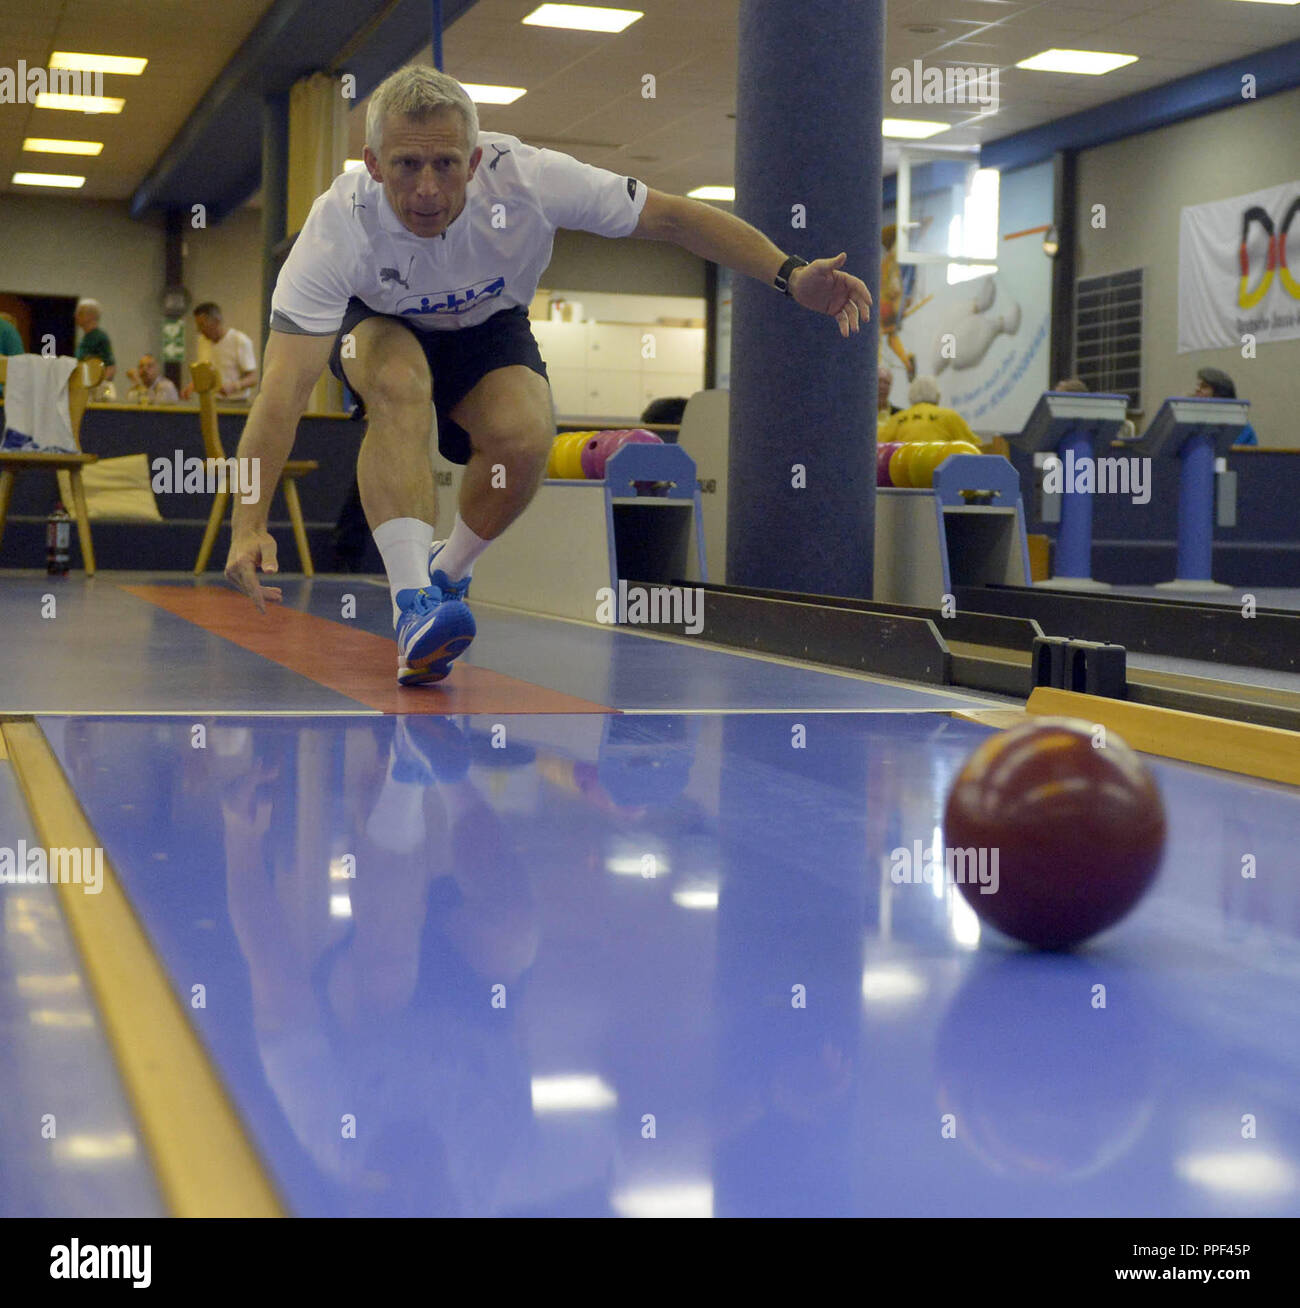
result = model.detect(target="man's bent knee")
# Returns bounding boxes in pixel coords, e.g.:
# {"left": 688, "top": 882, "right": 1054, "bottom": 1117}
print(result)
{"left": 343, "top": 321, "right": 430, "bottom": 411}
{"left": 471, "top": 410, "right": 553, "bottom": 463}
{"left": 364, "top": 358, "right": 431, "bottom": 414}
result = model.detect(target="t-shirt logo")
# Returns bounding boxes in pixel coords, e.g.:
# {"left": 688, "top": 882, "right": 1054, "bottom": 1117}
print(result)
{"left": 397, "top": 276, "right": 507, "bottom": 316}
{"left": 379, "top": 257, "right": 414, "bottom": 288}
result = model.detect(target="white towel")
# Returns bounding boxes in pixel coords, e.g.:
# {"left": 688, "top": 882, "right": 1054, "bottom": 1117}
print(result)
{"left": 1, "top": 355, "right": 79, "bottom": 452}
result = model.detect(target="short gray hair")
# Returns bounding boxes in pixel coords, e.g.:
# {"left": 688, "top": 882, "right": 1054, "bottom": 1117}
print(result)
{"left": 909, "top": 375, "right": 941, "bottom": 405}
{"left": 365, "top": 65, "right": 479, "bottom": 156}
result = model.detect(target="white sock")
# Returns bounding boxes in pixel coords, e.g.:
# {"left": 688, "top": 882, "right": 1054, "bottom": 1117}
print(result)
{"left": 433, "top": 514, "right": 490, "bottom": 582}
{"left": 374, "top": 517, "right": 435, "bottom": 625}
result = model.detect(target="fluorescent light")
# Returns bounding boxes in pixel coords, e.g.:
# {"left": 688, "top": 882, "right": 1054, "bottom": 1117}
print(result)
{"left": 605, "top": 854, "right": 669, "bottom": 876}
{"left": 530, "top": 1074, "right": 618, "bottom": 1113}
{"left": 343, "top": 158, "right": 365, "bottom": 171}
{"left": 33, "top": 93, "right": 125, "bottom": 113}
{"left": 29, "top": 1009, "right": 94, "bottom": 1027}
{"left": 12, "top": 171, "right": 86, "bottom": 188}
{"left": 672, "top": 887, "right": 719, "bottom": 910}
{"left": 688, "top": 185, "right": 734, "bottom": 201}
{"left": 1228, "top": 0, "right": 1299, "bottom": 5}
{"left": 523, "top": 4, "right": 643, "bottom": 32}
{"left": 861, "top": 967, "right": 928, "bottom": 1003}
{"left": 23, "top": 138, "right": 103, "bottom": 155}
{"left": 1176, "top": 1151, "right": 1296, "bottom": 1197}
{"left": 53, "top": 1132, "right": 138, "bottom": 1162}
{"left": 50, "top": 52, "right": 147, "bottom": 75}
{"left": 611, "top": 1182, "right": 713, "bottom": 1218}
{"left": 460, "top": 83, "right": 527, "bottom": 105}
{"left": 883, "top": 118, "right": 951, "bottom": 139}
{"left": 1016, "top": 49, "right": 1138, "bottom": 75}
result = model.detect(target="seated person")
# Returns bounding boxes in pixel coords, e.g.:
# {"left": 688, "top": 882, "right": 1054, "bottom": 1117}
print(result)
{"left": 180, "top": 302, "right": 259, "bottom": 402}
{"left": 1194, "top": 367, "right": 1257, "bottom": 445}
{"left": 641, "top": 396, "right": 688, "bottom": 444}
{"left": 125, "top": 354, "right": 179, "bottom": 405}
{"left": 881, "top": 375, "right": 978, "bottom": 445}
{"left": 1053, "top": 376, "right": 1135, "bottom": 441}
{"left": 0, "top": 312, "right": 23, "bottom": 398}
{"left": 877, "top": 364, "right": 902, "bottom": 422}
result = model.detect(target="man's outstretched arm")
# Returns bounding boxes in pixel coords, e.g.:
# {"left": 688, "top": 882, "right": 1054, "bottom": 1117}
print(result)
{"left": 223, "top": 329, "right": 334, "bottom": 610}
{"left": 631, "top": 189, "right": 873, "bottom": 338}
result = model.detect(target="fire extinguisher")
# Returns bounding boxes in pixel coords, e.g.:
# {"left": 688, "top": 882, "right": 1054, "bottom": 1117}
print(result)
{"left": 46, "top": 502, "right": 71, "bottom": 576}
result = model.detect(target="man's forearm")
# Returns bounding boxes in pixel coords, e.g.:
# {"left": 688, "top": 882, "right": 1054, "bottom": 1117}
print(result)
{"left": 664, "top": 199, "right": 791, "bottom": 286}
{"left": 230, "top": 390, "right": 301, "bottom": 531}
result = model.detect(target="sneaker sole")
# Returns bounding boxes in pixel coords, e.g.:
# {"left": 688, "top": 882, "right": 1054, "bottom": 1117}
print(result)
{"left": 397, "top": 634, "right": 475, "bottom": 686}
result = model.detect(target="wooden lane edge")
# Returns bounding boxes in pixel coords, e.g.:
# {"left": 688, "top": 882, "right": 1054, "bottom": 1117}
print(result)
{"left": 1024, "top": 687, "right": 1300, "bottom": 787}
{"left": 1, "top": 719, "right": 286, "bottom": 1217}
{"left": 949, "top": 709, "right": 1029, "bottom": 728}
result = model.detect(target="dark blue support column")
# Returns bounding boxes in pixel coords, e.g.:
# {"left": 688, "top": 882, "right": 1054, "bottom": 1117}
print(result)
{"left": 728, "top": 0, "right": 882, "bottom": 596}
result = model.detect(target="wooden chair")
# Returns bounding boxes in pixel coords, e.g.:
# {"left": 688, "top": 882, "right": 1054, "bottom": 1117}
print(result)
{"left": 190, "top": 361, "right": 318, "bottom": 576}
{"left": 0, "top": 356, "right": 103, "bottom": 574}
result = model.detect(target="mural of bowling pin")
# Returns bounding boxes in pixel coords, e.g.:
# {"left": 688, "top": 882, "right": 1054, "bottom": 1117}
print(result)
{"left": 931, "top": 276, "right": 1022, "bottom": 375}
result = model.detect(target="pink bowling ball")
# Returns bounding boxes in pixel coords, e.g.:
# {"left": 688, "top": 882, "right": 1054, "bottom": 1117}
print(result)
{"left": 877, "top": 441, "right": 902, "bottom": 487}
{"left": 603, "top": 429, "right": 663, "bottom": 489}
{"left": 581, "top": 430, "right": 624, "bottom": 480}
{"left": 588, "top": 428, "right": 663, "bottom": 481}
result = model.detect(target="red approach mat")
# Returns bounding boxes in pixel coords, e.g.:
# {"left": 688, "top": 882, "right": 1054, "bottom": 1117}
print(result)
{"left": 119, "top": 585, "right": 615, "bottom": 716}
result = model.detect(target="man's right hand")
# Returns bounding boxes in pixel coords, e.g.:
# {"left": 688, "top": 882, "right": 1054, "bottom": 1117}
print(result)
{"left": 224, "top": 529, "right": 282, "bottom": 612}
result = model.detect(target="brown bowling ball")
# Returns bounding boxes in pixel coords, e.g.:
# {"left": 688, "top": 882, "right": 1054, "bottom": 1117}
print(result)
{"left": 944, "top": 717, "right": 1166, "bottom": 949}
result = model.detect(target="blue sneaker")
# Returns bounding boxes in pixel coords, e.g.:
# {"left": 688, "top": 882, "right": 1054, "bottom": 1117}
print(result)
{"left": 395, "top": 578, "right": 475, "bottom": 687}
{"left": 390, "top": 716, "right": 471, "bottom": 782}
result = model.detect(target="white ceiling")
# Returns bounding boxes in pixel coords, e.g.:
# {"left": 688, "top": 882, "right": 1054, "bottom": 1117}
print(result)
{"left": 4, "top": 0, "right": 1300, "bottom": 206}
{"left": 422, "top": 0, "right": 1300, "bottom": 191}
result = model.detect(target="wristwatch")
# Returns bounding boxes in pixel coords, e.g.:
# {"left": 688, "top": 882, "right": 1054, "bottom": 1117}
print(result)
{"left": 774, "top": 255, "right": 809, "bottom": 296}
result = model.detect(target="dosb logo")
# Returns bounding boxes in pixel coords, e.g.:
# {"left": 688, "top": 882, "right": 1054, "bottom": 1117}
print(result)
{"left": 1237, "top": 196, "right": 1300, "bottom": 309}
{"left": 398, "top": 276, "right": 506, "bottom": 316}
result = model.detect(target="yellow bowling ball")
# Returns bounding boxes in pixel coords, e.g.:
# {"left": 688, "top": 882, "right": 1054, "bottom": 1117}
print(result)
{"left": 944, "top": 440, "right": 982, "bottom": 460}
{"left": 891, "top": 440, "right": 933, "bottom": 488}
{"left": 546, "top": 432, "right": 574, "bottom": 478}
{"left": 554, "top": 431, "right": 590, "bottom": 479}
{"left": 909, "top": 442, "right": 952, "bottom": 489}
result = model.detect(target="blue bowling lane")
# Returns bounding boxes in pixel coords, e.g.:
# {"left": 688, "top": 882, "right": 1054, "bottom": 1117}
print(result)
{"left": 0, "top": 762, "right": 163, "bottom": 1217}
{"left": 286, "top": 578, "right": 999, "bottom": 712}
{"left": 39, "top": 712, "right": 1300, "bottom": 1217}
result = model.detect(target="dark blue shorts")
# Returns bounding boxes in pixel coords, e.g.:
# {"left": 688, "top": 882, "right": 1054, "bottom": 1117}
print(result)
{"left": 328, "top": 300, "right": 549, "bottom": 465}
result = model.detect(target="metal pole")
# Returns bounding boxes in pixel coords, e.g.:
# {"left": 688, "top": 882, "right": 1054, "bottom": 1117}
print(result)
{"left": 432, "top": 0, "right": 444, "bottom": 70}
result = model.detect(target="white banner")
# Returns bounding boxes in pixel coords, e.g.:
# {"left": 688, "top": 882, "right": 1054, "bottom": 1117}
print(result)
{"left": 1179, "top": 180, "right": 1300, "bottom": 352}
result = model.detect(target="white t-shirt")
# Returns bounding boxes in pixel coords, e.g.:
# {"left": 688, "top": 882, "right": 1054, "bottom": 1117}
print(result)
{"left": 269, "top": 132, "right": 648, "bottom": 335}
{"left": 199, "top": 327, "right": 257, "bottom": 400}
